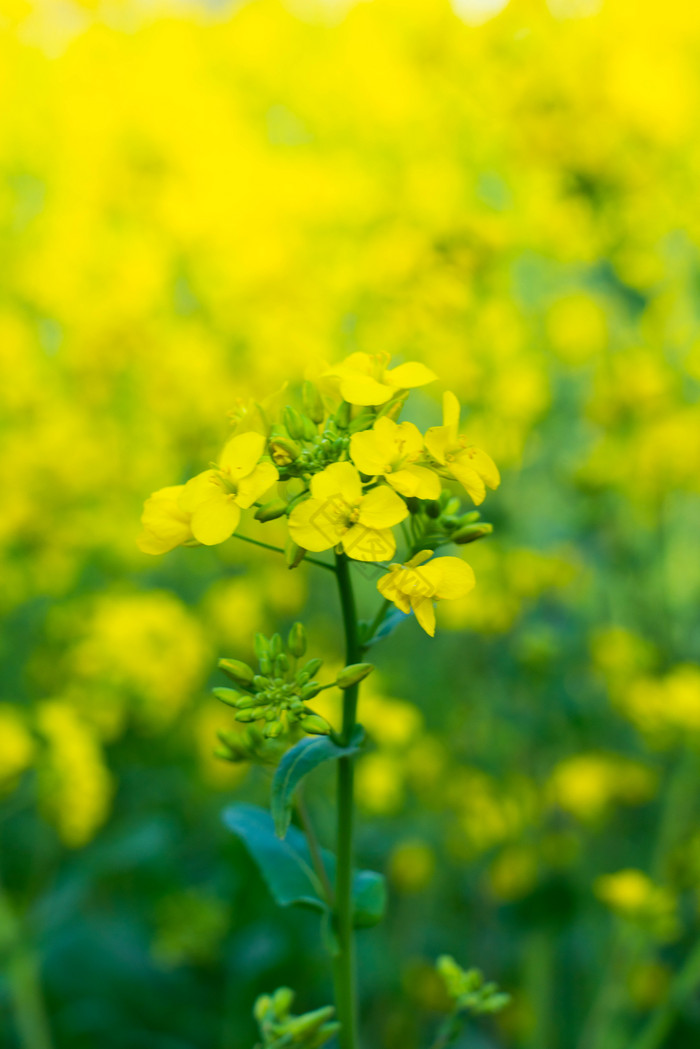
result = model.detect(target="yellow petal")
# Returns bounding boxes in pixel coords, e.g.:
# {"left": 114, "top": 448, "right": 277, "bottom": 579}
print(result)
{"left": 391, "top": 420, "right": 424, "bottom": 459}
{"left": 138, "top": 485, "right": 193, "bottom": 554}
{"left": 420, "top": 557, "right": 476, "bottom": 599}
{"left": 350, "top": 430, "right": 389, "bottom": 477}
{"left": 377, "top": 570, "right": 411, "bottom": 613}
{"left": 386, "top": 361, "right": 437, "bottom": 390}
{"left": 461, "top": 447, "right": 501, "bottom": 490}
{"left": 411, "top": 597, "right": 436, "bottom": 637}
{"left": 235, "top": 461, "right": 279, "bottom": 508}
{"left": 442, "top": 391, "right": 461, "bottom": 431}
{"left": 311, "top": 461, "right": 363, "bottom": 505}
{"left": 358, "top": 484, "right": 408, "bottom": 529}
{"left": 219, "top": 431, "right": 266, "bottom": 479}
{"left": 388, "top": 465, "right": 441, "bottom": 500}
{"left": 449, "top": 460, "right": 486, "bottom": 505}
{"left": 339, "top": 374, "right": 394, "bottom": 406}
{"left": 288, "top": 497, "right": 344, "bottom": 552}
{"left": 423, "top": 425, "right": 451, "bottom": 465}
{"left": 190, "top": 494, "right": 241, "bottom": 546}
{"left": 342, "top": 524, "right": 396, "bottom": 562}
{"left": 179, "top": 470, "right": 219, "bottom": 512}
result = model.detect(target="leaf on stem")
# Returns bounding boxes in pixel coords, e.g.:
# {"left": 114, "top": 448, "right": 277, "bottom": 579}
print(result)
{"left": 271, "top": 728, "right": 364, "bottom": 840}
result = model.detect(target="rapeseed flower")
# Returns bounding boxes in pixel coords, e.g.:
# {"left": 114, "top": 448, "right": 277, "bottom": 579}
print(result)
{"left": 377, "top": 552, "right": 476, "bottom": 636}
{"left": 425, "top": 392, "right": 500, "bottom": 505}
{"left": 350, "top": 417, "right": 441, "bottom": 499}
{"left": 288, "top": 461, "right": 407, "bottom": 562}
{"left": 138, "top": 485, "right": 194, "bottom": 555}
{"left": 319, "top": 352, "right": 436, "bottom": 406}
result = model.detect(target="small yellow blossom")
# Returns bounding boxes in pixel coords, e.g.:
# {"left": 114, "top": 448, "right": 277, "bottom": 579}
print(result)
{"left": 350, "top": 417, "right": 441, "bottom": 499}
{"left": 0, "top": 704, "right": 35, "bottom": 792}
{"left": 595, "top": 869, "right": 679, "bottom": 940}
{"left": 377, "top": 551, "right": 476, "bottom": 636}
{"left": 288, "top": 461, "right": 407, "bottom": 562}
{"left": 181, "top": 432, "right": 279, "bottom": 546}
{"left": 138, "top": 485, "right": 194, "bottom": 555}
{"left": 425, "top": 392, "right": 500, "bottom": 505}
{"left": 320, "top": 351, "right": 436, "bottom": 406}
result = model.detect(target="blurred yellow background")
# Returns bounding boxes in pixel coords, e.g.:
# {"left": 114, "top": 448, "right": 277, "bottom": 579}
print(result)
{"left": 2, "top": 2, "right": 700, "bottom": 1048}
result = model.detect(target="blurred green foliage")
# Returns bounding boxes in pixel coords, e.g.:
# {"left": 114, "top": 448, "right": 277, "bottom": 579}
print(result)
{"left": 1, "top": 0, "right": 700, "bottom": 1047}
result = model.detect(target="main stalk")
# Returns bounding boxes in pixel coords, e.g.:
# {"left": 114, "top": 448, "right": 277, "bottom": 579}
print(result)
{"left": 333, "top": 552, "right": 361, "bottom": 1049}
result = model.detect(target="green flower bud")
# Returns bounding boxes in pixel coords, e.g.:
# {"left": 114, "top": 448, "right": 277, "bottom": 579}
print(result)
{"left": 235, "top": 710, "right": 256, "bottom": 723}
{"left": 287, "top": 1006, "right": 336, "bottom": 1039}
{"left": 347, "top": 411, "right": 377, "bottom": 434}
{"left": 254, "top": 633, "right": 270, "bottom": 660}
{"left": 272, "top": 987, "right": 294, "bottom": 1018}
{"left": 255, "top": 498, "right": 289, "bottom": 521}
{"left": 274, "top": 653, "right": 289, "bottom": 675}
{"left": 269, "top": 633, "right": 283, "bottom": 658}
{"left": 287, "top": 622, "right": 307, "bottom": 658}
{"left": 254, "top": 994, "right": 273, "bottom": 1023}
{"left": 263, "top": 720, "right": 283, "bottom": 739}
{"left": 212, "top": 687, "right": 243, "bottom": 708}
{"left": 283, "top": 405, "right": 306, "bottom": 440}
{"left": 425, "top": 499, "right": 441, "bottom": 518}
{"left": 335, "top": 401, "right": 351, "bottom": 429}
{"left": 308, "top": 1022, "right": 342, "bottom": 1048}
{"left": 253, "top": 674, "right": 269, "bottom": 691}
{"left": 456, "top": 510, "right": 481, "bottom": 525}
{"left": 300, "top": 681, "right": 321, "bottom": 700}
{"left": 285, "top": 538, "right": 307, "bottom": 569}
{"left": 299, "top": 714, "right": 331, "bottom": 736}
{"left": 218, "top": 658, "right": 255, "bottom": 687}
{"left": 302, "top": 381, "right": 325, "bottom": 424}
{"left": 452, "top": 522, "right": 493, "bottom": 544}
{"left": 336, "top": 663, "right": 375, "bottom": 689}
{"left": 301, "top": 657, "right": 323, "bottom": 678}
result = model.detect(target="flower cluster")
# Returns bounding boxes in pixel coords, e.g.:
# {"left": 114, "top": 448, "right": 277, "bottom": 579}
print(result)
{"left": 213, "top": 623, "right": 373, "bottom": 751}
{"left": 139, "top": 353, "right": 499, "bottom": 636}
{"left": 253, "top": 987, "right": 339, "bottom": 1049}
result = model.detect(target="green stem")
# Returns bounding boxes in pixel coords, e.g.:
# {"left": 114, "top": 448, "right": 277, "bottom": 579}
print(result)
{"left": 333, "top": 552, "right": 361, "bottom": 1049}
{"left": 0, "top": 884, "right": 54, "bottom": 1049}
{"left": 232, "top": 532, "right": 335, "bottom": 571}
{"left": 297, "top": 790, "right": 334, "bottom": 907}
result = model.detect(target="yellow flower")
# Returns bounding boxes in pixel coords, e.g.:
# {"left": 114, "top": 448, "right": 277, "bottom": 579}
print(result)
{"left": 180, "top": 432, "right": 279, "bottom": 546}
{"left": 424, "top": 392, "right": 500, "bottom": 505}
{"left": 350, "top": 417, "right": 441, "bottom": 499}
{"left": 321, "top": 351, "right": 436, "bottom": 406}
{"left": 377, "top": 551, "right": 476, "bottom": 636}
{"left": 138, "top": 485, "right": 194, "bottom": 555}
{"left": 288, "top": 461, "right": 407, "bottom": 562}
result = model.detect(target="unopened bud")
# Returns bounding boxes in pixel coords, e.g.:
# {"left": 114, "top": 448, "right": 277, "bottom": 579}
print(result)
{"left": 235, "top": 710, "right": 256, "bottom": 723}
{"left": 301, "top": 657, "right": 323, "bottom": 678}
{"left": 218, "top": 658, "right": 255, "bottom": 687}
{"left": 285, "top": 538, "right": 306, "bottom": 569}
{"left": 299, "top": 714, "right": 331, "bottom": 736}
{"left": 287, "top": 622, "right": 307, "bottom": 658}
{"left": 283, "top": 405, "right": 306, "bottom": 440}
{"left": 212, "top": 687, "right": 243, "bottom": 708}
{"left": 300, "top": 681, "right": 322, "bottom": 700}
{"left": 287, "top": 1006, "right": 336, "bottom": 1039}
{"left": 269, "top": 633, "right": 283, "bottom": 658}
{"left": 425, "top": 500, "right": 441, "bottom": 518}
{"left": 347, "top": 411, "right": 377, "bottom": 434}
{"left": 274, "top": 653, "right": 289, "bottom": 674}
{"left": 254, "top": 994, "right": 273, "bottom": 1023}
{"left": 272, "top": 986, "right": 294, "bottom": 1018}
{"left": 263, "top": 719, "right": 284, "bottom": 739}
{"left": 302, "top": 381, "right": 325, "bottom": 425}
{"left": 453, "top": 522, "right": 493, "bottom": 544}
{"left": 254, "top": 633, "right": 270, "bottom": 660}
{"left": 336, "top": 663, "right": 375, "bottom": 689}
{"left": 335, "top": 401, "right": 351, "bottom": 429}
{"left": 255, "top": 498, "right": 288, "bottom": 521}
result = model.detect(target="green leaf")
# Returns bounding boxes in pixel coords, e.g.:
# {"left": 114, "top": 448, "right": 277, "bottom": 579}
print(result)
{"left": 271, "top": 728, "right": 364, "bottom": 840}
{"left": 351, "top": 870, "right": 387, "bottom": 928}
{"left": 223, "top": 803, "right": 386, "bottom": 928}
{"left": 223, "top": 803, "right": 327, "bottom": 913}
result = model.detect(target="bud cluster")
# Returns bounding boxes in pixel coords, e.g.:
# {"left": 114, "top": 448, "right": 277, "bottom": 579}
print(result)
{"left": 213, "top": 623, "right": 375, "bottom": 748}
{"left": 436, "top": 955, "right": 511, "bottom": 1017}
{"left": 253, "top": 987, "right": 339, "bottom": 1049}
{"left": 408, "top": 490, "right": 493, "bottom": 553}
